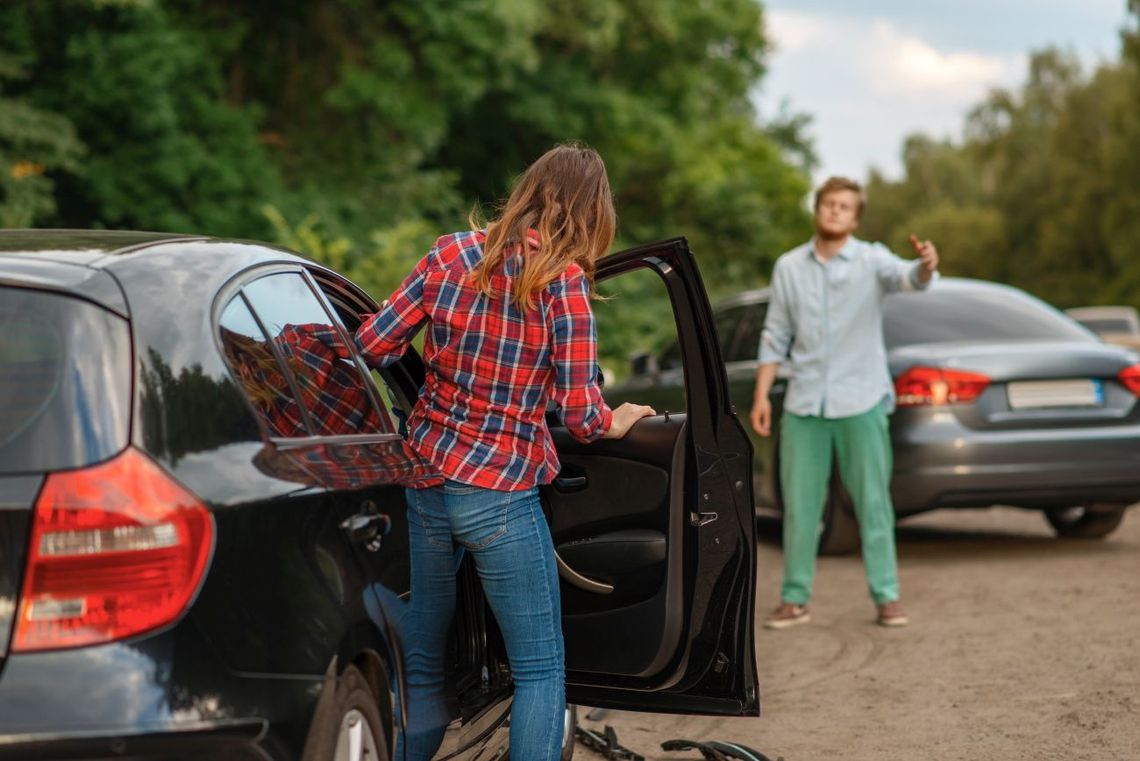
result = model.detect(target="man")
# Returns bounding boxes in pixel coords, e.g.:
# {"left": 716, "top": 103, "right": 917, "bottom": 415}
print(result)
{"left": 750, "top": 176, "right": 938, "bottom": 629}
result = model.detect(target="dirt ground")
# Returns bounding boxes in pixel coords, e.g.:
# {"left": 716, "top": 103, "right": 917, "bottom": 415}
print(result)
{"left": 579, "top": 507, "right": 1140, "bottom": 761}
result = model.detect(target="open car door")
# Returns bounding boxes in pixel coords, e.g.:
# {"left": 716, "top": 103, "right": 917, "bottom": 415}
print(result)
{"left": 547, "top": 238, "right": 759, "bottom": 716}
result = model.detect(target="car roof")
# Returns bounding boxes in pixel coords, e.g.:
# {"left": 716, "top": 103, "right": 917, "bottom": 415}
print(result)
{"left": 0, "top": 229, "right": 204, "bottom": 265}
{"left": 711, "top": 277, "right": 1030, "bottom": 312}
{"left": 0, "top": 229, "right": 310, "bottom": 317}
{"left": 713, "top": 288, "right": 770, "bottom": 310}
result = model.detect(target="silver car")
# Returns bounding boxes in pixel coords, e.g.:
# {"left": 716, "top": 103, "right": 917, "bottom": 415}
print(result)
{"left": 610, "top": 278, "right": 1140, "bottom": 553}
{"left": 1065, "top": 305, "right": 1140, "bottom": 351}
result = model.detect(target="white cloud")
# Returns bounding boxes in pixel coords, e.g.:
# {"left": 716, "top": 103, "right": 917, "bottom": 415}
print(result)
{"left": 766, "top": 10, "right": 826, "bottom": 54}
{"left": 759, "top": 11, "right": 1027, "bottom": 181}
{"left": 865, "top": 20, "right": 1023, "bottom": 97}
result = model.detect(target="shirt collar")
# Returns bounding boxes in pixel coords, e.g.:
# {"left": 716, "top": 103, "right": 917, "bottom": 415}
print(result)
{"left": 809, "top": 236, "right": 857, "bottom": 263}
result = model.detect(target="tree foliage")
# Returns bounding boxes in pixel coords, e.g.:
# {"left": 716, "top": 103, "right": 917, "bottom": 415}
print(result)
{"left": 0, "top": 53, "right": 82, "bottom": 227}
{"left": 1, "top": 0, "right": 814, "bottom": 370}
{"left": 1, "top": 1, "right": 279, "bottom": 235}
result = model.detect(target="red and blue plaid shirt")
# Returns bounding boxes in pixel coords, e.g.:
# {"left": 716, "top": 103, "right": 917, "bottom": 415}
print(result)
{"left": 356, "top": 230, "right": 613, "bottom": 491}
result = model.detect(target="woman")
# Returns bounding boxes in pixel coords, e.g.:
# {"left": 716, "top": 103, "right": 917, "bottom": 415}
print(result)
{"left": 355, "top": 143, "right": 654, "bottom": 760}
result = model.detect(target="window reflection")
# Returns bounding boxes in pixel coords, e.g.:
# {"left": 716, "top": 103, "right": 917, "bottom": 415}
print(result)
{"left": 219, "top": 273, "right": 395, "bottom": 439}
{"left": 219, "top": 296, "right": 308, "bottom": 438}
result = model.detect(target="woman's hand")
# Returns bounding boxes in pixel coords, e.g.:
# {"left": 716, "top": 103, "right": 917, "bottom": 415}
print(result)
{"left": 602, "top": 402, "right": 657, "bottom": 439}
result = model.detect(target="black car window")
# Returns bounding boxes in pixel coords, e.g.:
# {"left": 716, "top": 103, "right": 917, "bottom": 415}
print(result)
{"left": 218, "top": 294, "right": 312, "bottom": 438}
{"left": 1080, "top": 317, "right": 1136, "bottom": 334}
{"left": 714, "top": 305, "right": 746, "bottom": 361}
{"left": 734, "top": 303, "right": 761, "bottom": 362}
{"left": 883, "top": 283, "right": 1096, "bottom": 349}
{"left": 727, "top": 303, "right": 767, "bottom": 363}
{"left": 225, "top": 272, "right": 395, "bottom": 438}
{"left": 304, "top": 273, "right": 415, "bottom": 434}
{"left": 659, "top": 338, "right": 683, "bottom": 371}
{"left": 0, "top": 288, "right": 130, "bottom": 474}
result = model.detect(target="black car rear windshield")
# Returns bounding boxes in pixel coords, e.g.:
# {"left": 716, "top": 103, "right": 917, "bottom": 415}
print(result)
{"left": 883, "top": 283, "right": 1095, "bottom": 349}
{"left": 0, "top": 287, "right": 131, "bottom": 474}
{"left": 1079, "top": 317, "right": 1137, "bottom": 334}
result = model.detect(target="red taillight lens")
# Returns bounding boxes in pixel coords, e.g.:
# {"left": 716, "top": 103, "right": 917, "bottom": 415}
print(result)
{"left": 1120, "top": 365, "right": 1140, "bottom": 397}
{"left": 895, "top": 366, "right": 991, "bottom": 407}
{"left": 13, "top": 448, "right": 213, "bottom": 652}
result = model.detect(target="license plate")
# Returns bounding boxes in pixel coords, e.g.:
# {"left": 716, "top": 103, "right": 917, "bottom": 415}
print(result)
{"left": 1007, "top": 379, "right": 1103, "bottom": 409}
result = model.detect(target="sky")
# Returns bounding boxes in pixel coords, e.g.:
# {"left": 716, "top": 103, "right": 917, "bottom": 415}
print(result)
{"left": 754, "top": 1, "right": 1134, "bottom": 183}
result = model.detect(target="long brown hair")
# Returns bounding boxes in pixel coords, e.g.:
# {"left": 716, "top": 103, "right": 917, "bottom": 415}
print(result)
{"left": 471, "top": 143, "right": 616, "bottom": 309}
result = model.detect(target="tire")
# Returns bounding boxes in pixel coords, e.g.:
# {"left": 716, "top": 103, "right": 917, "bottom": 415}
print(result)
{"left": 818, "top": 478, "right": 860, "bottom": 556}
{"left": 1045, "top": 504, "right": 1127, "bottom": 539}
{"left": 301, "top": 665, "right": 389, "bottom": 761}
{"left": 560, "top": 704, "right": 578, "bottom": 761}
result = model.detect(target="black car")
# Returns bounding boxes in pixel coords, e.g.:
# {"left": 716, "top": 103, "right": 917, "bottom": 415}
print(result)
{"left": 0, "top": 230, "right": 758, "bottom": 760}
{"left": 610, "top": 278, "right": 1140, "bottom": 554}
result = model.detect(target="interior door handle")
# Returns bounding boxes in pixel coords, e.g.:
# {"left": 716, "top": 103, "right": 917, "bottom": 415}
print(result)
{"left": 554, "top": 552, "right": 613, "bottom": 594}
{"left": 553, "top": 475, "right": 587, "bottom": 493}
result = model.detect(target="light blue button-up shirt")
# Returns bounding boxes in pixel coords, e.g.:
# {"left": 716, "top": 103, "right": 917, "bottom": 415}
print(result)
{"left": 758, "top": 236, "right": 932, "bottom": 419}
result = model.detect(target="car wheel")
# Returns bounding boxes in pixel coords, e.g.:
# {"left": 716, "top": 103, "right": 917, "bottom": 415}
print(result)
{"left": 1044, "top": 504, "right": 1127, "bottom": 539}
{"left": 302, "top": 665, "right": 389, "bottom": 761}
{"left": 561, "top": 704, "right": 578, "bottom": 760}
{"left": 818, "top": 477, "right": 860, "bottom": 556}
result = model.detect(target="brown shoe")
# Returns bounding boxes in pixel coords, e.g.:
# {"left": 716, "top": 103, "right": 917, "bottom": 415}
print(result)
{"left": 877, "top": 600, "right": 909, "bottom": 627}
{"left": 763, "top": 602, "right": 811, "bottom": 629}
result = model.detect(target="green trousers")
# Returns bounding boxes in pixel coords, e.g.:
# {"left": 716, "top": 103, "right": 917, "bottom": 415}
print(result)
{"left": 779, "top": 405, "right": 900, "bottom": 605}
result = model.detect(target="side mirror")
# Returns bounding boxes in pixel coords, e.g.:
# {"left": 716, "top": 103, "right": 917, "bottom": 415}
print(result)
{"left": 630, "top": 352, "right": 659, "bottom": 377}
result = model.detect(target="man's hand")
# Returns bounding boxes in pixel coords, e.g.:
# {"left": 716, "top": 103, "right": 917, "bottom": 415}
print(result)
{"left": 909, "top": 234, "right": 939, "bottom": 281}
{"left": 602, "top": 402, "right": 657, "bottom": 439}
{"left": 750, "top": 396, "right": 772, "bottom": 437}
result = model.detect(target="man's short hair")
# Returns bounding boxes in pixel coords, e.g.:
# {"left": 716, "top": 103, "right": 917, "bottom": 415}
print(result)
{"left": 814, "top": 176, "right": 866, "bottom": 219}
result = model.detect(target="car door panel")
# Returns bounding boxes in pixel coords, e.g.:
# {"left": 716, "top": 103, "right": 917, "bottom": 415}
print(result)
{"left": 545, "top": 415, "right": 686, "bottom": 678}
{"left": 551, "top": 239, "right": 759, "bottom": 716}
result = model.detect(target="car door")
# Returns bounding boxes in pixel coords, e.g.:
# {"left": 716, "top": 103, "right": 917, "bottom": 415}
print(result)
{"left": 306, "top": 238, "right": 759, "bottom": 718}
{"left": 548, "top": 238, "right": 759, "bottom": 716}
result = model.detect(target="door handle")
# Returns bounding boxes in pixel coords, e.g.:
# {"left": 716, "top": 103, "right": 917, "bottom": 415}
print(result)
{"left": 553, "top": 475, "right": 588, "bottom": 493}
{"left": 340, "top": 512, "right": 392, "bottom": 552}
{"left": 554, "top": 552, "right": 613, "bottom": 594}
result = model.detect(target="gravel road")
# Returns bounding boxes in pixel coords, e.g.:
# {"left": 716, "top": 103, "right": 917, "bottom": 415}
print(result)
{"left": 579, "top": 506, "right": 1140, "bottom": 761}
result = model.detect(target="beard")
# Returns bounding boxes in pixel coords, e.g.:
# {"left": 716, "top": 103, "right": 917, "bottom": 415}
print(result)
{"left": 814, "top": 226, "right": 851, "bottom": 242}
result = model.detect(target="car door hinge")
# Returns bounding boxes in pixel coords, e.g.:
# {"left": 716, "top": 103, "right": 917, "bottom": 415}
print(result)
{"left": 690, "top": 510, "right": 718, "bottom": 527}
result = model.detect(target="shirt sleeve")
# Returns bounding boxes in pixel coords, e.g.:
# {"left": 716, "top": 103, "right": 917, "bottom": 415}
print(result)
{"left": 758, "top": 260, "right": 795, "bottom": 364}
{"left": 549, "top": 273, "right": 613, "bottom": 443}
{"left": 355, "top": 243, "right": 436, "bottom": 369}
{"left": 871, "top": 242, "right": 932, "bottom": 293}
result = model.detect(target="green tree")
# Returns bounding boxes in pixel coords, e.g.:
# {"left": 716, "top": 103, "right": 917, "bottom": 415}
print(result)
{"left": 0, "top": 0, "right": 280, "bottom": 235}
{"left": 863, "top": 28, "right": 1140, "bottom": 314}
{"left": 0, "top": 54, "right": 82, "bottom": 227}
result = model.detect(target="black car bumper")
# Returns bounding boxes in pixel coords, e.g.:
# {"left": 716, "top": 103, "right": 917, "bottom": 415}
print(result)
{"left": 0, "top": 723, "right": 269, "bottom": 761}
{"left": 0, "top": 628, "right": 324, "bottom": 761}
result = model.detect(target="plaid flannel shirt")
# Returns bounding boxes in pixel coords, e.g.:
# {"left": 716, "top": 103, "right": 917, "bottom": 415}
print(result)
{"left": 356, "top": 229, "right": 613, "bottom": 491}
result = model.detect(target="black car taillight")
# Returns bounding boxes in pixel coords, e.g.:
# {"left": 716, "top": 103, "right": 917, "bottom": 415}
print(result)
{"left": 1120, "top": 365, "right": 1140, "bottom": 397}
{"left": 895, "top": 366, "right": 991, "bottom": 407}
{"left": 13, "top": 447, "right": 213, "bottom": 652}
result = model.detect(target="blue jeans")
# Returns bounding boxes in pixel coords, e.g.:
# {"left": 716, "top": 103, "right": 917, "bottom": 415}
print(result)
{"left": 398, "top": 480, "right": 565, "bottom": 761}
